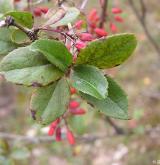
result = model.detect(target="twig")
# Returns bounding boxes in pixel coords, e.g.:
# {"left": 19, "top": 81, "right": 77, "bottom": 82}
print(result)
{"left": 105, "top": 117, "right": 125, "bottom": 135}
{"left": 80, "top": 0, "right": 89, "bottom": 11}
{"left": 0, "top": 132, "right": 116, "bottom": 144}
{"left": 5, "top": 16, "right": 39, "bottom": 41}
{"left": 57, "top": 0, "right": 66, "bottom": 7}
{"left": 128, "top": 0, "right": 160, "bottom": 56}
{"left": 27, "top": 0, "right": 31, "bottom": 11}
{"left": 140, "top": 0, "right": 146, "bottom": 21}
{"left": 99, "top": 0, "right": 108, "bottom": 28}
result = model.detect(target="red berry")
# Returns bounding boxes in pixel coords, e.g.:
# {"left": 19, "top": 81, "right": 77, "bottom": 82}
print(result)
{"left": 48, "top": 118, "right": 60, "bottom": 136}
{"left": 40, "top": 7, "right": 49, "bottom": 14}
{"left": 70, "top": 108, "right": 86, "bottom": 115}
{"left": 88, "top": 9, "right": 98, "bottom": 22}
{"left": 75, "top": 41, "right": 86, "bottom": 50}
{"left": 114, "top": 16, "right": 124, "bottom": 23}
{"left": 67, "top": 129, "right": 75, "bottom": 145}
{"left": 74, "top": 20, "right": 84, "bottom": 29}
{"left": 55, "top": 127, "right": 62, "bottom": 141}
{"left": 69, "top": 101, "right": 80, "bottom": 109}
{"left": 110, "top": 23, "right": 118, "bottom": 33}
{"left": 94, "top": 15, "right": 100, "bottom": 22}
{"left": 89, "top": 22, "right": 97, "bottom": 28}
{"left": 51, "top": 118, "right": 60, "bottom": 128}
{"left": 79, "top": 33, "right": 93, "bottom": 41}
{"left": 112, "top": 7, "right": 122, "bottom": 14}
{"left": 33, "top": 8, "right": 42, "bottom": 17}
{"left": 70, "top": 87, "right": 77, "bottom": 95}
{"left": 94, "top": 28, "right": 108, "bottom": 37}
{"left": 48, "top": 127, "right": 55, "bottom": 136}
{"left": 14, "top": 0, "right": 21, "bottom": 2}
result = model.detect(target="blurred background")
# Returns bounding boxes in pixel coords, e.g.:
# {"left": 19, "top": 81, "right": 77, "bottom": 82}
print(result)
{"left": 0, "top": 0, "right": 160, "bottom": 164}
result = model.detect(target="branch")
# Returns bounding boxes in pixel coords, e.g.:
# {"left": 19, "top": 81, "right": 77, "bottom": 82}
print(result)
{"left": 128, "top": 0, "right": 160, "bottom": 56}
{"left": 105, "top": 117, "right": 126, "bottom": 135}
{"left": 140, "top": 0, "right": 146, "bottom": 21}
{"left": 0, "top": 132, "right": 117, "bottom": 144}
{"left": 5, "top": 16, "right": 39, "bottom": 41}
{"left": 99, "top": 0, "right": 108, "bottom": 28}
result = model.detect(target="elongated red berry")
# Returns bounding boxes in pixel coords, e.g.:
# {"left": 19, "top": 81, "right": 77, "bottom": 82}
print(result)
{"left": 70, "top": 108, "right": 86, "bottom": 115}
{"left": 70, "top": 87, "right": 77, "bottom": 95}
{"left": 88, "top": 9, "right": 98, "bottom": 22}
{"left": 112, "top": 7, "right": 122, "bottom": 14}
{"left": 40, "top": 7, "right": 49, "bottom": 14}
{"left": 114, "top": 15, "right": 124, "bottom": 22}
{"left": 33, "top": 8, "right": 42, "bottom": 17}
{"left": 94, "top": 28, "right": 108, "bottom": 37}
{"left": 51, "top": 118, "right": 60, "bottom": 127}
{"left": 67, "top": 129, "right": 75, "bottom": 145}
{"left": 14, "top": 0, "right": 21, "bottom": 2}
{"left": 110, "top": 23, "right": 118, "bottom": 33}
{"left": 75, "top": 41, "right": 86, "bottom": 50}
{"left": 69, "top": 101, "right": 80, "bottom": 109}
{"left": 48, "top": 127, "right": 55, "bottom": 136}
{"left": 48, "top": 118, "right": 60, "bottom": 136}
{"left": 94, "top": 15, "right": 100, "bottom": 22}
{"left": 79, "top": 33, "right": 93, "bottom": 41}
{"left": 74, "top": 20, "right": 84, "bottom": 29}
{"left": 55, "top": 127, "right": 61, "bottom": 141}
{"left": 89, "top": 22, "right": 97, "bottom": 28}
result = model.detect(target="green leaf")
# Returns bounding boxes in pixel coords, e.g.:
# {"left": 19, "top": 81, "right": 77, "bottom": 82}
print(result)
{"left": 0, "top": 46, "right": 63, "bottom": 86}
{"left": 51, "top": 7, "right": 80, "bottom": 27}
{"left": 76, "top": 33, "right": 137, "bottom": 69}
{"left": 81, "top": 76, "right": 129, "bottom": 120}
{"left": 5, "top": 11, "right": 34, "bottom": 28}
{"left": 0, "top": 28, "right": 17, "bottom": 55}
{"left": 71, "top": 65, "right": 108, "bottom": 99}
{"left": 11, "top": 29, "right": 29, "bottom": 44}
{"left": 0, "top": 0, "right": 14, "bottom": 13}
{"left": 30, "top": 77, "right": 70, "bottom": 125}
{"left": 30, "top": 39, "right": 72, "bottom": 72}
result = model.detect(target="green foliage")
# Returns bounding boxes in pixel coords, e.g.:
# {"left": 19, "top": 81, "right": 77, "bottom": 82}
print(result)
{"left": 76, "top": 33, "right": 137, "bottom": 69}
{"left": 0, "top": 46, "right": 63, "bottom": 86}
{"left": 5, "top": 11, "right": 34, "bottom": 28}
{"left": 11, "top": 29, "right": 29, "bottom": 44}
{"left": 0, "top": 28, "right": 137, "bottom": 126}
{"left": 0, "top": 28, "right": 17, "bottom": 55}
{"left": 30, "top": 78, "right": 70, "bottom": 125}
{"left": 31, "top": 39, "right": 72, "bottom": 72}
{"left": 71, "top": 65, "right": 108, "bottom": 99}
{"left": 81, "top": 76, "right": 129, "bottom": 120}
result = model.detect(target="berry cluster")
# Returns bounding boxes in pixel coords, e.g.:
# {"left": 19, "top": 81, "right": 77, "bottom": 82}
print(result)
{"left": 64, "top": 7, "right": 124, "bottom": 62}
{"left": 48, "top": 87, "right": 86, "bottom": 145}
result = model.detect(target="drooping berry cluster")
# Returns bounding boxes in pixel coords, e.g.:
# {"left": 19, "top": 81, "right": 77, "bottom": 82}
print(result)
{"left": 48, "top": 87, "right": 86, "bottom": 145}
